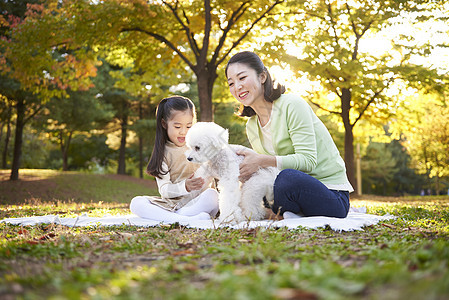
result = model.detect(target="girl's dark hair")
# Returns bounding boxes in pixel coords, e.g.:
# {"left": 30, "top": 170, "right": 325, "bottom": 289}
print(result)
{"left": 225, "top": 51, "right": 286, "bottom": 117}
{"left": 146, "top": 96, "right": 195, "bottom": 178}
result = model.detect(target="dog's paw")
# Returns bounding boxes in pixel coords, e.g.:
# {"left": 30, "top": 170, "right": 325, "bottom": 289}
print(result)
{"left": 218, "top": 209, "right": 245, "bottom": 224}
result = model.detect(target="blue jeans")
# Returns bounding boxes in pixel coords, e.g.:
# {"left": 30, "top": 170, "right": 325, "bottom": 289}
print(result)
{"left": 272, "top": 169, "right": 350, "bottom": 218}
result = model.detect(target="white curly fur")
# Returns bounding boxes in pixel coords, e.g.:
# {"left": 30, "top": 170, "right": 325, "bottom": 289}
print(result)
{"left": 185, "top": 122, "right": 279, "bottom": 223}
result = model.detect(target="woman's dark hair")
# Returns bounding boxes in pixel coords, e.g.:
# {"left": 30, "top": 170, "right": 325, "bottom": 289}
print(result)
{"left": 146, "top": 96, "right": 195, "bottom": 178}
{"left": 225, "top": 51, "right": 285, "bottom": 117}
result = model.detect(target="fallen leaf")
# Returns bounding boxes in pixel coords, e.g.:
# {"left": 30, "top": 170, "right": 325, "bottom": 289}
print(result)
{"left": 172, "top": 249, "right": 195, "bottom": 256}
{"left": 43, "top": 224, "right": 53, "bottom": 231}
{"left": 18, "top": 229, "right": 28, "bottom": 235}
{"left": 117, "top": 232, "right": 133, "bottom": 239}
{"left": 276, "top": 288, "right": 318, "bottom": 300}
{"left": 381, "top": 223, "right": 397, "bottom": 229}
{"left": 26, "top": 240, "right": 39, "bottom": 245}
{"left": 177, "top": 240, "right": 194, "bottom": 248}
{"left": 39, "top": 233, "right": 56, "bottom": 241}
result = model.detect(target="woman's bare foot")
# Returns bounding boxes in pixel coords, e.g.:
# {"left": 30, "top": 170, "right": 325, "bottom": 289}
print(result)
{"left": 265, "top": 208, "right": 283, "bottom": 220}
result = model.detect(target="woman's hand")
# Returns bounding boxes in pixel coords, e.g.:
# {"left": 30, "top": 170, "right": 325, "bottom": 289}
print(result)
{"left": 237, "top": 149, "right": 276, "bottom": 182}
{"left": 185, "top": 174, "right": 204, "bottom": 192}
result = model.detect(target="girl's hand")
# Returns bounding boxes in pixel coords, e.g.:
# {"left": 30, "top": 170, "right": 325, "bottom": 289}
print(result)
{"left": 185, "top": 174, "right": 205, "bottom": 192}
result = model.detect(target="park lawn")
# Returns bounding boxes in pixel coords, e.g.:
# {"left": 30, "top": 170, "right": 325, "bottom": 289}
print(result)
{"left": 0, "top": 170, "right": 448, "bottom": 299}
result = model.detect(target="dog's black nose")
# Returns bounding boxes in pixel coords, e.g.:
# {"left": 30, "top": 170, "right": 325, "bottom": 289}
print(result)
{"left": 187, "top": 157, "right": 193, "bottom": 161}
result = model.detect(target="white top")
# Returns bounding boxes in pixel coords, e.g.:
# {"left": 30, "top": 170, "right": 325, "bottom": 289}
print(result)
{"left": 258, "top": 111, "right": 283, "bottom": 170}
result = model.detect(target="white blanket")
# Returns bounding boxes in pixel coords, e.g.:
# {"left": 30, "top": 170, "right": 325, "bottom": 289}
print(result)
{"left": 1, "top": 208, "right": 394, "bottom": 231}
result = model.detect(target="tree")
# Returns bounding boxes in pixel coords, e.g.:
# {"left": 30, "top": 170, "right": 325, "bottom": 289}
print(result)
{"left": 361, "top": 141, "right": 398, "bottom": 195}
{"left": 0, "top": 93, "right": 13, "bottom": 168}
{"left": 35, "top": 89, "right": 113, "bottom": 171}
{"left": 94, "top": 61, "right": 142, "bottom": 175}
{"left": 361, "top": 139, "right": 421, "bottom": 196}
{"left": 0, "top": 78, "right": 44, "bottom": 180}
{"left": 274, "top": 0, "right": 447, "bottom": 193}
{"left": 387, "top": 139, "right": 423, "bottom": 196}
{"left": 0, "top": 0, "right": 97, "bottom": 180}
{"left": 393, "top": 92, "right": 449, "bottom": 195}
{"left": 1, "top": 0, "right": 41, "bottom": 179}
{"left": 8, "top": 0, "right": 284, "bottom": 121}
{"left": 131, "top": 105, "right": 157, "bottom": 178}
{"left": 122, "top": 0, "right": 287, "bottom": 121}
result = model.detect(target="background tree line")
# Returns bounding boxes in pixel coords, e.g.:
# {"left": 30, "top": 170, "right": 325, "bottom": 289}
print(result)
{"left": 1, "top": 0, "right": 448, "bottom": 195}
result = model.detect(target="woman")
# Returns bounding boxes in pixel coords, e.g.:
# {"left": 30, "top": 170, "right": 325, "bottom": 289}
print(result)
{"left": 225, "top": 51, "right": 353, "bottom": 218}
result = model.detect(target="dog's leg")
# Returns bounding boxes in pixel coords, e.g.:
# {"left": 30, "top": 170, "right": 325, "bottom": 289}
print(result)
{"left": 240, "top": 179, "right": 269, "bottom": 221}
{"left": 240, "top": 168, "right": 279, "bottom": 221}
{"left": 193, "top": 164, "right": 215, "bottom": 190}
{"left": 218, "top": 178, "right": 244, "bottom": 223}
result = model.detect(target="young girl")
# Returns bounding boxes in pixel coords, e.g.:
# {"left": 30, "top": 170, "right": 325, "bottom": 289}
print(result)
{"left": 130, "top": 96, "right": 219, "bottom": 222}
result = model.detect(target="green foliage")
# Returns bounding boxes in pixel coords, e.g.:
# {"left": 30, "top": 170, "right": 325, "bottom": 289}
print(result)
{"left": 0, "top": 0, "right": 99, "bottom": 97}
{"left": 68, "top": 134, "right": 113, "bottom": 171}
{"left": 362, "top": 142, "right": 398, "bottom": 193}
{"left": 0, "top": 123, "right": 52, "bottom": 169}
{"left": 19, "top": 127, "right": 52, "bottom": 169}
{"left": 2, "top": 0, "right": 286, "bottom": 121}
{"left": 213, "top": 101, "right": 249, "bottom": 147}
{"left": 391, "top": 91, "right": 449, "bottom": 194}
{"left": 361, "top": 140, "right": 425, "bottom": 195}
{"left": 33, "top": 85, "right": 115, "bottom": 170}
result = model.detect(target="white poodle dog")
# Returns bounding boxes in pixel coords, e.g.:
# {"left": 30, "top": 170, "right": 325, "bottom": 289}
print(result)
{"left": 185, "top": 122, "right": 279, "bottom": 223}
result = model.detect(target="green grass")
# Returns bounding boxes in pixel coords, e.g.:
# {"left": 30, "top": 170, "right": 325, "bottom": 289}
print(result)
{"left": 0, "top": 169, "right": 158, "bottom": 205}
{"left": 1, "top": 170, "right": 448, "bottom": 299}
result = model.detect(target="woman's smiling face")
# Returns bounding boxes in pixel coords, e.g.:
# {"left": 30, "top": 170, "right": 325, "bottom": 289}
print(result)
{"left": 226, "top": 62, "right": 266, "bottom": 108}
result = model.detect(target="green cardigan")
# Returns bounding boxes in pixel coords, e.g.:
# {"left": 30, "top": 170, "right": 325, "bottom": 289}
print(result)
{"left": 246, "top": 93, "right": 351, "bottom": 187}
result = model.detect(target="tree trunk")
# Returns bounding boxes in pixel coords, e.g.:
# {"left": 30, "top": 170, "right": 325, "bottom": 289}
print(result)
{"left": 10, "top": 99, "right": 25, "bottom": 181}
{"left": 436, "top": 176, "right": 440, "bottom": 195}
{"left": 138, "top": 134, "right": 143, "bottom": 178}
{"left": 344, "top": 126, "right": 356, "bottom": 193}
{"left": 61, "top": 131, "right": 73, "bottom": 171}
{"left": 138, "top": 102, "right": 143, "bottom": 179}
{"left": 2, "top": 115, "right": 11, "bottom": 169}
{"left": 117, "top": 113, "right": 128, "bottom": 175}
{"left": 196, "top": 68, "right": 217, "bottom": 122}
{"left": 423, "top": 147, "right": 432, "bottom": 192}
{"left": 340, "top": 88, "right": 356, "bottom": 193}
{"left": 435, "top": 153, "right": 441, "bottom": 195}
{"left": 60, "top": 131, "right": 67, "bottom": 171}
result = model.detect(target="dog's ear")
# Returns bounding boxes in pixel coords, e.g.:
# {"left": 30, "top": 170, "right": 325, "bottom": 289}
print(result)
{"left": 220, "top": 128, "right": 229, "bottom": 144}
{"left": 210, "top": 125, "right": 228, "bottom": 146}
